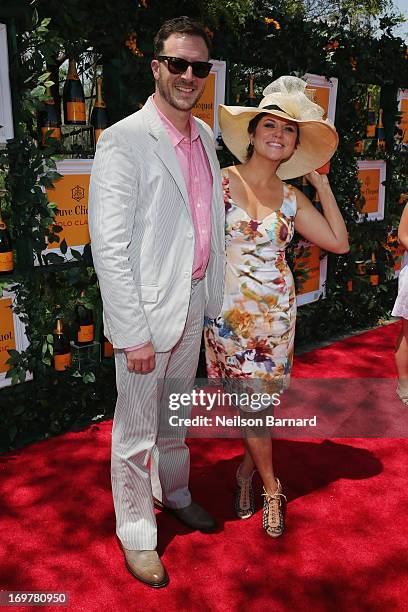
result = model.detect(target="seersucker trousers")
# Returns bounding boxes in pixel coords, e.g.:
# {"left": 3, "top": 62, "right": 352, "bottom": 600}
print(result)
{"left": 111, "top": 279, "right": 204, "bottom": 550}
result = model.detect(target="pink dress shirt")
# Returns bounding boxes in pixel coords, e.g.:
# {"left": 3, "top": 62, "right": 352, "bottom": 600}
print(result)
{"left": 125, "top": 96, "right": 213, "bottom": 352}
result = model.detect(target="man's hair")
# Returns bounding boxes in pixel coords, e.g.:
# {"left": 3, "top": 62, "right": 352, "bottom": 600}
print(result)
{"left": 153, "top": 16, "right": 212, "bottom": 58}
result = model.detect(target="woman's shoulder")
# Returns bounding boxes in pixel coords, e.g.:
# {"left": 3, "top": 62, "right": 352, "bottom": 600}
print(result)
{"left": 221, "top": 165, "right": 238, "bottom": 178}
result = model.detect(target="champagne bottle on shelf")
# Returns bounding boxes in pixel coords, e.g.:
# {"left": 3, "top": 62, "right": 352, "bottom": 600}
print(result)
{"left": 63, "top": 58, "right": 86, "bottom": 125}
{"left": 39, "top": 86, "right": 61, "bottom": 145}
{"left": 355, "top": 246, "right": 366, "bottom": 276}
{"left": 247, "top": 75, "right": 258, "bottom": 108}
{"left": 75, "top": 293, "right": 94, "bottom": 345}
{"left": 91, "top": 76, "right": 108, "bottom": 146}
{"left": 368, "top": 252, "right": 379, "bottom": 286}
{"left": 53, "top": 317, "right": 72, "bottom": 371}
{"left": 366, "top": 94, "right": 376, "bottom": 138}
{"left": 103, "top": 333, "right": 114, "bottom": 358}
{"left": 0, "top": 211, "right": 13, "bottom": 275}
{"left": 376, "top": 109, "right": 385, "bottom": 151}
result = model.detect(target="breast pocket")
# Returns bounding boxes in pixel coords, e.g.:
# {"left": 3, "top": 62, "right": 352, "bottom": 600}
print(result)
{"left": 140, "top": 285, "right": 158, "bottom": 303}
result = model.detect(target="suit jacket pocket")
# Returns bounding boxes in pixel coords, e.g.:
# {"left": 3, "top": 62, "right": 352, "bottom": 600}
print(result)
{"left": 140, "top": 285, "right": 158, "bottom": 303}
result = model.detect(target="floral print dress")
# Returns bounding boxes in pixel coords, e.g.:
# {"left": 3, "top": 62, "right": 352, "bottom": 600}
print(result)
{"left": 204, "top": 168, "right": 297, "bottom": 396}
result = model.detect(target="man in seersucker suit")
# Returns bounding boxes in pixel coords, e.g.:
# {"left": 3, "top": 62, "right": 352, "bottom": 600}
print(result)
{"left": 88, "top": 16, "right": 225, "bottom": 588}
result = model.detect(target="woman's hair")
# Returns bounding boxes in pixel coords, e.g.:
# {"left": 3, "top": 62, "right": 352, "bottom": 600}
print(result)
{"left": 246, "top": 112, "right": 300, "bottom": 160}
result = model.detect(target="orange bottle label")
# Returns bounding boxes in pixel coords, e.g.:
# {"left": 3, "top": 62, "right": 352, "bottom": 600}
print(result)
{"left": 104, "top": 340, "right": 113, "bottom": 358}
{"left": 370, "top": 274, "right": 379, "bottom": 286}
{"left": 41, "top": 127, "right": 61, "bottom": 143}
{"left": 347, "top": 280, "right": 353, "bottom": 292}
{"left": 366, "top": 125, "right": 376, "bottom": 138}
{"left": 54, "top": 352, "right": 71, "bottom": 371}
{"left": 78, "top": 324, "right": 94, "bottom": 343}
{"left": 66, "top": 101, "right": 86, "bottom": 123}
{"left": 0, "top": 251, "right": 13, "bottom": 272}
{"left": 94, "top": 128, "right": 104, "bottom": 144}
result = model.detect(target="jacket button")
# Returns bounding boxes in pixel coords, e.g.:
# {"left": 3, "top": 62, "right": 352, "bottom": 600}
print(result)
{"left": 187, "top": 231, "right": 193, "bottom": 239}
{"left": 184, "top": 271, "right": 190, "bottom": 278}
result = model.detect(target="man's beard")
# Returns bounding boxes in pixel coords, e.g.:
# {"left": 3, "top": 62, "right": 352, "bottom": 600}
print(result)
{"left": 157, "top": 76, "right": 205, "bottom": 112}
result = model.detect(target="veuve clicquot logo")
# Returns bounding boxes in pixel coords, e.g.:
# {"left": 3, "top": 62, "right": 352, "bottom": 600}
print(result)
{"left": 63, "top": 58, "right": 86, "bottom": 125}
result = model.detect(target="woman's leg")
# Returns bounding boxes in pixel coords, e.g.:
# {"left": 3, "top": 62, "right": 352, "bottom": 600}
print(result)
{"left": 242, "top": 436, "right": 278, "bottom": 494}
{"left": 395, "top": 319, "right": 408, "bottom": 402}
{"left": 395, "top": 319, "right": 408, "bottom": 384}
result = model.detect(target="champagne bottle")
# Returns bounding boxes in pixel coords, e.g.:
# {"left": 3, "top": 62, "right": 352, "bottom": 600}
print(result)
{"left": 75, "top": 293, "right": 94, "bottom": 345}
{"left": 368, "top": 252, "right": 379, "bottom": 286}
{"left": 0, "top": 211, "right": 13, "bottom": 275}
{"left": 91, "top": 76, "right": 108, "bottom": 146}
{"left": 247, "top": 75, "right": 257, "bottom": 108}
{"left": 355, "top": 246, "right": 366, "bottom": 276}
{"left": 39, "top": 87, "right": 61, "bottom": 145}
{"left": 53, "top": 317, "right": 72, "bottom": 371}
{"left": 376, "top": 109, "right": 385, "bottom": 151}
{"left": 63, "top": 58, "right": 86, "bottom": 125}
{"left": 366, "top": 94, "right": 376, "bottom": 138}
{"left": 103, "top": 334, "right": 114, "bottom": 358}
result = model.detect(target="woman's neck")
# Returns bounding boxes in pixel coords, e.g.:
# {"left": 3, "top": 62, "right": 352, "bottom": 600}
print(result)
{"left": 239, "top": 153, "right": 282, "bottom": 187}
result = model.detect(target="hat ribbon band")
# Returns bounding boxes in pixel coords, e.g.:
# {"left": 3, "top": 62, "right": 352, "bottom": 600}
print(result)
{"left": 262, "top": 104, "right": 285, "bottom": 112}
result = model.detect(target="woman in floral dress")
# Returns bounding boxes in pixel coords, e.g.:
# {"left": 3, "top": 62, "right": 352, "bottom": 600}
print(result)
{"left": 205, "top": 76, "right": 349, "bottom": 537}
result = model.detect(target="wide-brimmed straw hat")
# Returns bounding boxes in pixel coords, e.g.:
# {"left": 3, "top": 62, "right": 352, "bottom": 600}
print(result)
{"left": 219, "top": 75, "right": 339, "bottom": 179}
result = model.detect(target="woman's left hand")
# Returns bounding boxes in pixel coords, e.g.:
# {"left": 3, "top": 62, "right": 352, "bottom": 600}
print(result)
{"left": 304, "top": 170, "right": 330, "bottom": 191}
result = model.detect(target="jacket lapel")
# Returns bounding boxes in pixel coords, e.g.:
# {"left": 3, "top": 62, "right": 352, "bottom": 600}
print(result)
{"left": 143, "top": 98, "right": 191, "bottom": 218}
{"left": 196, "top": 121, "right": 219, "bottom": 184}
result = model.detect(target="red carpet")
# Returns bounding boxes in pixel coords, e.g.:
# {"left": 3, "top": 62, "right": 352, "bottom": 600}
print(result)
{"left": 1, "top": 322, "right": 407, "bottom": 612}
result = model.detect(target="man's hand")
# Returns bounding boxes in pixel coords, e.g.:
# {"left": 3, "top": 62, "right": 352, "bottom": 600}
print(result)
{"left": 126, "top": 342, "right": 156, "bottom": 374}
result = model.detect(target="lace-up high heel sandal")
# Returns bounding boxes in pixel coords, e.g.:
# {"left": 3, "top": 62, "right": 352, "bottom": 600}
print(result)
{"left": 262, "top": 478, "right": 287, "bottom": 537}
{"left": 396, "top": 383, "right": 408, "bottom": 406}
{"left": 234, "top": 465, "right": 255, "bottom": 519}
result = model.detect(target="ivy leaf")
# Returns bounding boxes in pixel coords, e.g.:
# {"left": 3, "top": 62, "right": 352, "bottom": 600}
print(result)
{"left": 31, "top": 85, "right": 46, "bottom": 98}
{"left": 60, "top": 239, "right": 68, "bottom": 255}
{"left": 46, "top": 171, "right": 62, "bottom": 181}
{"left": 70, "top": 248, "right": 82, "bottom": 261}
{"left": 43, "top": 252, "right": 65, "bottom": 264}
{"left": 38, "top": 72, "right": 54, "bottom": 85}
{"left": 82, "top": 372, "right": 96, "bottom": 384}
{"left": 46, "top": 334, "right": 53, "bottom": 343}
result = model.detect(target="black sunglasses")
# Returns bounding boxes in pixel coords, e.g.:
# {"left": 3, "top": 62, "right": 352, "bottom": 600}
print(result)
{"left": 157, "top": 56, "right": 212, "bottom": 79}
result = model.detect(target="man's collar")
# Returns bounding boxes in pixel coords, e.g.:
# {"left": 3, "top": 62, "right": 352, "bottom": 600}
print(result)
{"left": 152, "top": 94, "right": 199, "bottom": 144}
